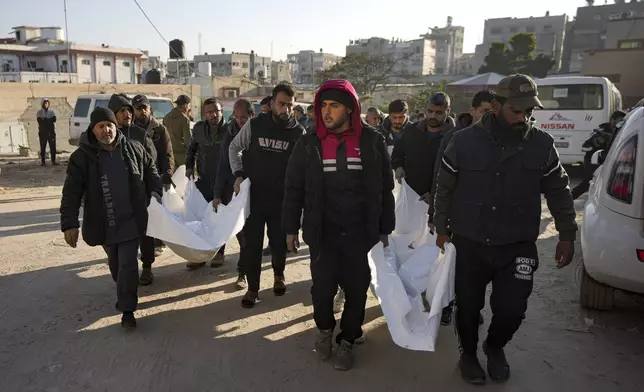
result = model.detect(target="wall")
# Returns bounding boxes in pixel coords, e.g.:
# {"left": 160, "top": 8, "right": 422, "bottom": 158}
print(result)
{"left": 0, "top": 83, "right": 201, "bottom": 154}
{"left": 0, "top": 53, "right": 20, "bottom": 71}
{"left": 605, "top": 18, "right": 644, "bottom": 49}
{"left": 95, "top": 55, "right": 115, "bottom": 83}
{"left": 115, "top": 56, "right": 135, "bottom": 84}
{"left": 581, "top": 49, "right": 644, "bottom": 107}
{"left": 76, "top": 54, "right": 95, "bottom": 82}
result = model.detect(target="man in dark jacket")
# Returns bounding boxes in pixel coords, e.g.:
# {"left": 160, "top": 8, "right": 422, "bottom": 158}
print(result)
{"left": 229, "top": 83, "right": 305, "bottom": 308}
{"left": 306, "top": 105, "right": 316, "bottom": 134}
{"left": 379, "top": 99, "right": 411, "bottom": 150}
{"left": 282, "top": 79, "right": 395, "bottom": 371}
{"left": 214, "top": 99, "right": 254, "bottom": 289}
{"left": 37, "top": 98, "right": 58, "bottom": 166}
{"left": 163, "top": 95, "right": 193, "bottom": 167}
{"left": 133, "top": 94, "right": 175, "bottom": 257}
{"left": 60, "top": 107, "right": 162, "bottom": 330}
{"left": 433, "top": 75, "right": 577, "bottom": 385}
{"left": 294, "top": 105, "right": 309, "bottom": 128}
{"left": 108, "top": 93, "right": 158, "bottom": 286}
{"left": 184, "top": 97, "right": 227, "bottom": 269}
{"left": 391, "top": 93, "right": 455, "bottom": 204}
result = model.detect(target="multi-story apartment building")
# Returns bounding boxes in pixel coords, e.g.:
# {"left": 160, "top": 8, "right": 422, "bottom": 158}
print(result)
{"left": 472, "top": 13, "right": 568, "bottom": 73}
{"left": 271, "top": 61, "right": 292, "bottom": 84}
{"left": 286, "top": 50, "right": 340, "bottom": 84}
{"left": 421, "top": 17, "right": 465, "bottom": 75}
{"left": 0, "top": 26, "right": 146, "bottom": 83}
{"left": 345, "top": 36, "right": 436, "bottom": 78}
{"left": 193, "top": 51, "right": 271, "bottom": 81}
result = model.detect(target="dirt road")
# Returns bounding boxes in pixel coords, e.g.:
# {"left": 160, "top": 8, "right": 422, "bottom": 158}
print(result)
{"left": 1, "top": 158, "right": 643, "bottom": 392}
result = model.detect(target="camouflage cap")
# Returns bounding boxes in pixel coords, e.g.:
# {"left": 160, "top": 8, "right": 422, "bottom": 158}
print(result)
{"left": 496, "top": 74, "right": 543, "bottom": 111}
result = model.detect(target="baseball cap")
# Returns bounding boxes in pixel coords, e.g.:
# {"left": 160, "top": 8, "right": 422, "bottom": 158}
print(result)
{"left": 174, "top": 95, "right": 191, "bottom": 105}
{"left": 496, "top": 74, "right": 543, "bottom": 111}
{"left": 132, "top": 94, "right": 151, "bottom": 109}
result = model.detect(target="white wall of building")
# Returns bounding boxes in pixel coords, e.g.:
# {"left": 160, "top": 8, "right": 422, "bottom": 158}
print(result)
{"left": 115, "top": 56, "right": 135, "bottom": 84}
{"left": 76, "top": 54, "right": 95, "bottom": 83}
{"left": 95, "top": 55, "right": 115, "bottom": 83}
{"left": 0, "top": 54, "right": 20, "bottom": 72}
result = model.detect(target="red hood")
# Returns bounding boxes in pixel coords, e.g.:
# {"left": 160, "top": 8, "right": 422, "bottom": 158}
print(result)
{"left": 315, "top": 79, "right": 362, "bottom": 140}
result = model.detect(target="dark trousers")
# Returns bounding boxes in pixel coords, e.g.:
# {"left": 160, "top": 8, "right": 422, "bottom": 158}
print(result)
{"left": 453, "top": 235, "right": 538, "bottom": 355}
{"left": 309, "top": 235, "right": 371, "bottom": 344}
{"left": 241, "top": 207, "right": 287, "bottom": 292}
{"left": 140, "top": 236, "right": 155, "bottom": 268}
{"left": 216, "top": 232, "right": 246, "bottom": 271}
{"left": 38, "top": 131, "right": 56, "bottom": 163}
{"left": 104, "top": 239, "right": 140, "bottom": 312}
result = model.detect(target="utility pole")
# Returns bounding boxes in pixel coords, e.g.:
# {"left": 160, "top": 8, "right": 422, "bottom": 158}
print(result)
{"left": 63, "top": 0, "right": 72, "bottom": 82}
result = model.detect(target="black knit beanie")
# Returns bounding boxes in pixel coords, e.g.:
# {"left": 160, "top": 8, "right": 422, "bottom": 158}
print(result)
{"left": 90, "top": 107, "right": 118, "bottom": 129}
{"left": 318, "top": 89, "right": 355, "bottom": 110}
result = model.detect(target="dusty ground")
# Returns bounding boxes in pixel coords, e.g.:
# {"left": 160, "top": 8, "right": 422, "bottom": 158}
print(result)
{"left": 1, "top": 157, "right": 643, "bottom": 392}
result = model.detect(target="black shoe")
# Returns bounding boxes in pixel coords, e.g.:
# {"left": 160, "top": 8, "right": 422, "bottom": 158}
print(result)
{"left": 458, "top": 353, "right": 486, "bottom": 385}
{"left": 333, "top": 340, "right": 354, "bottom": 371}
{"left": 241, "top": 290, "right": 259, "bottom": 308}
{"left": 121, "top": 312, "right": 137, "bottom": 330}
{"left": 234, "top": 273, "right": 247, "bottom": 290}
{"left": 441, "top": 304, "right": 453, "bottom": 326}
{"left": 315, "top": 329, "right": 333, "bottom": 360}
{"left": 139, "top": 267, "right": 153, "bottom": 286}
{"left": 483, "top": 340, "right": 510, "bottom": 383}
{"left": 273, "top": 275, "right": 286, "bottom": 296}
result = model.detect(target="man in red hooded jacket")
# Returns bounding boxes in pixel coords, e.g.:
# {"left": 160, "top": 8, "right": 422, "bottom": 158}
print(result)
{"left": 282, "top": 80, "right": 396, "bottom": 371}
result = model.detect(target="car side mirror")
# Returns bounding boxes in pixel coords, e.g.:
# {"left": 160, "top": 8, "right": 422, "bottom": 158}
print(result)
{"left": 591, "top": 150, "right": 604, "bottom": 165}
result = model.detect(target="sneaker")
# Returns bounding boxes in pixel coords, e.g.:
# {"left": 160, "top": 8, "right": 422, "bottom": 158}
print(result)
{"left": 121, "top": 312, "right": 137, "bottom": 330}
{"left": 333, "top": 340, "right": 354, "bottom": 371}
{"left": 210, "top": 253, "right": 225, "bottom": 268}
{"left": 234, "top": 273, "right": 247, "bottom": 290}
{"left": 139, "top": 267, "right": 154, "bottom": 286}
{"left": 333, "top": 289, "right": 345, "bottom": 313}
{"left": 354, "top": 333, "right": 366, "bottom": 345}
{"left": 241, "top": 290, "right": 259, "bottom": 308}
{"left": 458, "top": 353, "right": 486, "bottom": 385}
{"left": 262, "top": 245, "right": 271, "bottom": 257}
{"left": 315, "top": 329, "right": 333, "bottom": 360}
{"left": 186, "top": 261, "right": 206, "bottom": 270}
{"left": 273, "top": 276, "right": 286, "bottom": 296}
{"left": 483, "top": 340, "right": 510, "bottom": 383}
{"left": 441, "top": 304, "right": 454, "bottom": 326}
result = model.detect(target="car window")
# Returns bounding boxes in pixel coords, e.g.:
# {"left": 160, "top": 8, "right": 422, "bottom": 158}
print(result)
{"left": 73, "top": 99, "right": 91, "bottom": 117}
{"left": 149, "top": 100, "right": 174, "bottom": 119}
{"left": 537, "top": 84, "right": 604, "bottom": 110}
{"left": 94, "top": 99, "right": 109, "bottom": 109}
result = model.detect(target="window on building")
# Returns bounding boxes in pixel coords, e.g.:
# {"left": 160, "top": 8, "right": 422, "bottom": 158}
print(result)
{"left": 27, "top": 61, "right": 37, "bottom": 70}
{"left": 123, "top": 61, "right": 131, "bottom": 67}
{"left": 103, "top": 61, "right": 111, "bottom": 66}
{"left": 438, "top": 47, "right": 445, "bottom": 52}
{"left": 16, "top": 31, "right": 21, "bottom": 41}
{"left": 593, "top": 15, "right": 601, "bottom": 21}
{"left": 490, "top": 27, "right": 502, "bottom": 34}
{"left": 510, "top": 26, "right": 519, "bottom": 33}
{"left": 81, "top": 59, "right": 90, "bottom": 65}
{"left": 232, "top": 62, "right": 239, "bottom": 66}
{"left": 526, "top": 25, "right": 536, "bottom": 32}
{"left": 242, "top": 62, "right": 249, "bottom": 68}
{"left": 619, "top": 40, "right": 644, "bottom": 49}
{"left": 61, "top": 60, "right": 68, "bottom": 73}
{"left": 436, "top": 67, "right": 444, "bottom": 74}
{"left": 544, "top": 24, "right": 552, "bottom": 31}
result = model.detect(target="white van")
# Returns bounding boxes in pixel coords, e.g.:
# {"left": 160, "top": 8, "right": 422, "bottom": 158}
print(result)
{"left": 68, "top": 94, "right": 175, "bottom": 146}
{"left": 532, "top": 76, "right": 623, "bottom": 165}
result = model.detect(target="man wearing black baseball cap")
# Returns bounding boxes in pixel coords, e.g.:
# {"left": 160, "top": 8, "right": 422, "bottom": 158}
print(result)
{"left": 60, "top": 106, "right": 162, "bottom": 330}
{"left": 163, "top": 94, "right": 193, "bottom": 167}
{"left": 433, "top": 74, "right": 577, "bottom": 385}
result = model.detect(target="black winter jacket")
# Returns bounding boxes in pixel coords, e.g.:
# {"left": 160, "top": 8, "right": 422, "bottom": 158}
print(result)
{"left": 186, "top": 118, "right": 226, "bottom": 190}
{"left": 137, "top": 116, "right": 175, "bottom": 184}
{"left": 213, "top": 120, "right": 241, "bottom": 203}
{"left": 378, "top": 117, "right": 410, "bottom": 147}
{"left": 282, "top": 125, "right": 396, "bottom": 249}
{"left": 60, "top": 130, "right": 162, "bottom": 246}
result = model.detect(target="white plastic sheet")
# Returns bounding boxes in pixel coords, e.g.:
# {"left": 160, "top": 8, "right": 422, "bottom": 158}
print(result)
{"left": 146, "top": 165, "right": 251, "bottom": 262}
{"left": 368, "top": 179, "right": 456, "bottom": 351}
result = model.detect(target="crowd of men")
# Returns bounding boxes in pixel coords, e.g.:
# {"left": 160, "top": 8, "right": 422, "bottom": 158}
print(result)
{"left": 59, "top": 74, "right": 578, "bottom": 382}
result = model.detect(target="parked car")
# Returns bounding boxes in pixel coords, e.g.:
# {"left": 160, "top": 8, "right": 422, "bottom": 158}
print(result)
{"left": 580, "top": 106, "right": 644, "bottom": 310}
{"left": 68, "top": 94, "right": 174, "bottom": 146}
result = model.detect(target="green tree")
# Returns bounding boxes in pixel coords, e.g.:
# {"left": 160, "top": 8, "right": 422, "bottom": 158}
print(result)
{"left": 317, "top": 53, "right": 413, "bottom": 99}
{"left": 478, "top": 33, "right": 555, "bottom": 77}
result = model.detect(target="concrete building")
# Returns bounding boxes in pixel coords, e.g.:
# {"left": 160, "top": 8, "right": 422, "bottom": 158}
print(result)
{"left": 421, "top": 17, "right": 465, "bottom": 75}
{"left": 345, "top": 37, "right": 436, "bottom": 78}
{"left": 271, "top": 61, "right": 292, "bottom": 84}
{"left": 286, "top": 50, "right": 340, "bottom": 84}
{"left": 454, "top": 53, "right": 476, "bottom": 75}
{"left": 193, "top": 51, "right": 271, "bottom": 82}
{"left": 0, "top": 26, "right": 146, "bottom": 84}
{"left": 563, "top": 2, "right": 644, "bottom": 73}
{"left": 581, "top": 16, "right": 644, "bottom": 107}
{"left": 472, "top": 13, "right": 568, "bottom": 74}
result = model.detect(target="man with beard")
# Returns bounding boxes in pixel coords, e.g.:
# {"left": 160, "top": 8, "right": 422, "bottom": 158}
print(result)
{"left": 260, "top": 95, "right": 272, "bottom": 113}
{"left": 163, "top": 95, "right": 192, "bottom": 167}
{"left": 433, "top": 75, "right": 577, "bottom": 385}
{"left": 60, "top": 107, "right": 162, "bottom": 330}
{"left": 229, "top": 83, "right": 305, "bottom": 308}
{"left": 306, "top": 105, "right": 316, "bottom": 134}
{"left": 36, "top": 98, "right": 58, "bottom": 166}
{"left": 184, "top": 98, "right": 227, "bottom": 269}
{"left": 214, "top": 99, "right": 254, "bottom": 289}
{"left": 108, "top": 94, "right": 158, "bottom": 285}
{"left": 294, "top": 105, "right": 309, "bottom": 127}
{"left": 391, "top": 93, "right": 454, "bottom": 204}
{"left": 132, "top": 94, "right": 175, "bottom": 258}
{"left": 282, "top": 79, "right": 395, "bottom": 370}
{"left": 379, "top": 100, "right": 411, "bottom": 150}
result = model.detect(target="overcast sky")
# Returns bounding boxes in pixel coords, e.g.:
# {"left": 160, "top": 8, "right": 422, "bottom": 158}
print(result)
{"left": 1, "top": 0, "right": 581, "bottom": 60}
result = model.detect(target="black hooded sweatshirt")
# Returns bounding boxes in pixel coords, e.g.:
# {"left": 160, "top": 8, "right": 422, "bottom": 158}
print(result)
{"left": 107, "top": 94, "right": 157, "bottom": 164}
{"left": 60, "top": 129, "right": 162, "bottom": 246}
